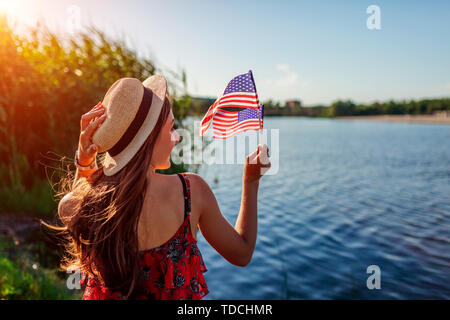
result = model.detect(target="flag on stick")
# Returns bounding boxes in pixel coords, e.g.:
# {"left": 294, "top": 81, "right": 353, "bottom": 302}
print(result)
{"left": 212, "top": 104, "right": 264, "bottom": 139}
{"left": 198, "top": 70, "right": 260, "bottom": 137}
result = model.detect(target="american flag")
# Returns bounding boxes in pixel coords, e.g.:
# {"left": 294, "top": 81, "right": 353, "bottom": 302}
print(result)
{"left": 213, "top": 104, "right": 264, "bottom": 139}
{"left": 198, "top": 70, "right": 260, "bottom": 137}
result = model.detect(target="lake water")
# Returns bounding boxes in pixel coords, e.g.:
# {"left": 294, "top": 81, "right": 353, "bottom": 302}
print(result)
{"left": 192, "top": 117, "right": 450, "bottom": 299}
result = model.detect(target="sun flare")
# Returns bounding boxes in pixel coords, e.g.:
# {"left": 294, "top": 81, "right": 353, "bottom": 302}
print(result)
{"left": 0, "top": 0, "right": 24, "bottom": 17}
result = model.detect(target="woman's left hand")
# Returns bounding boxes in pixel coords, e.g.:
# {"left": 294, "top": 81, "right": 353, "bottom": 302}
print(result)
{"left": 77, "top": 102, "right": 106, "bottom": 166}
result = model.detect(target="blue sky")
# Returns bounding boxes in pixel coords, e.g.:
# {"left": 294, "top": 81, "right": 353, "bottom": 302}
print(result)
{"left": 2, "top": 0, "right": 450, "bottom": 105}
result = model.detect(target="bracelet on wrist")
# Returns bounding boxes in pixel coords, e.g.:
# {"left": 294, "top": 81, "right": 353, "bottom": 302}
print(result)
{"left": 74, "top": 150, "right": 98, "bottom": 171}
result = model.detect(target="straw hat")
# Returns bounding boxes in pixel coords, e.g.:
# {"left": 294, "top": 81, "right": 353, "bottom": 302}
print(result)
{"left": 92, "top": 75, "right": 168, "bottom": 176}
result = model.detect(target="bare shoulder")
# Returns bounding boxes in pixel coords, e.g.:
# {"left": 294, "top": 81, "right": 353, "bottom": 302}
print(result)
{"left": 183, "top": 172, "right": 215, "bottom": 216}
{"left": 183, "top": 172, "right": 210, "bottom": 194}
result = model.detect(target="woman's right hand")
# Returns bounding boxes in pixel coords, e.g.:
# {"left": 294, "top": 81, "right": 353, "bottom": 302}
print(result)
{"left": 243, "top": 144, "right": 271, "bottom": 183}
{"left": 77, "top": 102, "right": 106, "bottom": 166}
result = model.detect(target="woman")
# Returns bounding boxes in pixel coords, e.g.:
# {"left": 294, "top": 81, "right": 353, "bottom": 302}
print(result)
{"left": 54, "top": 75, "right": 271, "bottom": 300}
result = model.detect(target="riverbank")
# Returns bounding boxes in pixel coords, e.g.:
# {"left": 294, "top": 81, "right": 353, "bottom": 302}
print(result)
{"left": 336, "top": 114, "right": 450, "bottom": 124}
{"left": 0, "top": 215, "right": 81, "bottom": 299}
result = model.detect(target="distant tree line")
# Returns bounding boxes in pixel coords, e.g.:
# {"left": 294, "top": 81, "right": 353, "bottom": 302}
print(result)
{"left": 190, "top": 97, "right": 450, "bottom": 118}
{"left": 325, "top": 99, "right": 450, "bottom": 117}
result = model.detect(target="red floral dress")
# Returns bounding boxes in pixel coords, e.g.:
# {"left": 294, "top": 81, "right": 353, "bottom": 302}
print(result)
{"left": 80, "top": 173, "right": 209, "bottom": 300}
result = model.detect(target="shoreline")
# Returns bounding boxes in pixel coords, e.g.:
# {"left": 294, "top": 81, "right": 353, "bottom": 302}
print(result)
{"left": 336, "top": 114, "right": 450, "bottom": 125}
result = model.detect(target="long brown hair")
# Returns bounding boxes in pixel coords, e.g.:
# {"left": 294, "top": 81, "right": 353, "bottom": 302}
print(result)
{"left": 45, "top": 96, "right": 171, "bottom": 298}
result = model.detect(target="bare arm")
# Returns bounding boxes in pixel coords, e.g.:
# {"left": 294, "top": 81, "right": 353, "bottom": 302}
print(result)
{"left": 72, "top": 165, "right": 98, "bottom": 189}
{"left": 192, "top": 144, "right": 270, "bottom": 267}
{"left": 234, "top": 178, "right": 259, "bottom": 262}
{"left": 191, "top": 173, "right": 257, "bottom": 266}
{"left": 60, "top": 102, "right": 106, "bottom": 220}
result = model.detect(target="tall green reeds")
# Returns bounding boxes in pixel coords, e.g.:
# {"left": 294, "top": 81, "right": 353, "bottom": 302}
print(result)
{"left": 0, "top": 15, "right": 191, "bottom": 217}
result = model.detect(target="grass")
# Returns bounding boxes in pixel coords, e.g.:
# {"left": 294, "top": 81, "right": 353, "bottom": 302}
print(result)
{"left": 0, "top": 236, "right": 82, "bottom": 300}
{"left": 0, "top": 179, "right": 56, "bottom": 218}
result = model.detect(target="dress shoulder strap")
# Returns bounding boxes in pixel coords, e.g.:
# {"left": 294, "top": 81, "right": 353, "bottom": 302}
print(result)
{"left": 176, "top": 173, "right": 191, "bottom": 218}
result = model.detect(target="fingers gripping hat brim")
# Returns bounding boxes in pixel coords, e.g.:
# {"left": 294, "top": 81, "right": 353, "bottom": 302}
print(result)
{"left": 99, "top": 75, "right": 167, "bottom": 176}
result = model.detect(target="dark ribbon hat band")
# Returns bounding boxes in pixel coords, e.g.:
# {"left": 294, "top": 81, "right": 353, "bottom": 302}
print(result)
{"left": 108, "top": 86, "right": 169, "bottom": 157}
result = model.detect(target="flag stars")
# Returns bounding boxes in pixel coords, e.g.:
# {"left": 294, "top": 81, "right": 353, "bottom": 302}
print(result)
{"left": 223, "top": 71, "right": 257, "bottom": 94}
